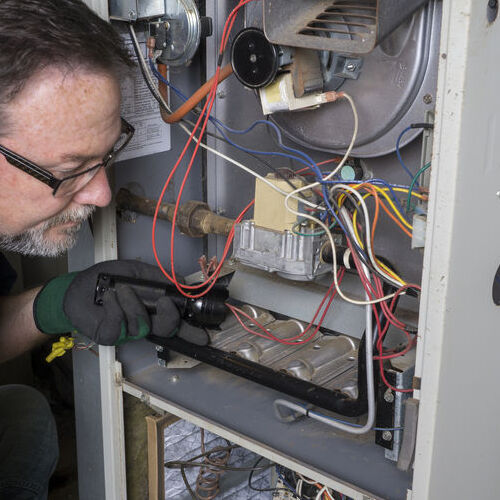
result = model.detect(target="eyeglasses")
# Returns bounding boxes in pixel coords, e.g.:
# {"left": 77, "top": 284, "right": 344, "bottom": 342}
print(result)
{"left": 0, "top": 117, "right": 135, "bottom": 197}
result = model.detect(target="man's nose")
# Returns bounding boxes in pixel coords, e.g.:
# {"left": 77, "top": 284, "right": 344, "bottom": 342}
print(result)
{"left": 72, "top": 168, "right": 112, "bottom": 208}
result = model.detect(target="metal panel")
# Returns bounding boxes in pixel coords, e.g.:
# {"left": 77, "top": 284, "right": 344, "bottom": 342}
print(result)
{"left": 83, "top": 0, "right": 109, "bottom": 20}
{"left": 109, "top": 0, "right": 165, "bottom": 21}
{"left": 95, "top": 199, "right": 128, "bottom": 500}
{"left": 412, "top": 1, "right": 500, "bottom": 498}
{"left": 69, "top": 223, "right": 106, "bottom": 500}
{"left": 117, "top": 339, "right": 412, "bottom": 500}
{"left": 72, "top": 348, "right": 106, "bottom": 500}
{"left": 228, "top": 268, "right": 368, "bottom": 337}
{"left": 205, "top": 0, "right": 425, "bottom": 284}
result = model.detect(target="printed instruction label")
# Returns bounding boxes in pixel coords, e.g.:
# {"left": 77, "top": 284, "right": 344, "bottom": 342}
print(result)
{"left": 119, "top": 35, "right": 171, "bottom": 161}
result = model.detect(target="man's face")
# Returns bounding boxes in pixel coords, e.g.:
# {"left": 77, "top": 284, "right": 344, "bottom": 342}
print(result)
{"left": 0, "top": 66, "right": 122, "bottom": 256}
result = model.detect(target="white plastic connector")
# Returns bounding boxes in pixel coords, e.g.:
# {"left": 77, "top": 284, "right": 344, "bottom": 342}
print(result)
{"left": 259, "top": 73, "right": 341, "bottom": 115}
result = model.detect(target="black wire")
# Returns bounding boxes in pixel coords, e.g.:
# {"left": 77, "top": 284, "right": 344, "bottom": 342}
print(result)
{"left": 128, "top": 24, "right": 166, "bottom": 107}
{"left": 167, "top": 444, "right": 271, "bottom": 499}
{"left": 275, "top": 465, "right": 312, "bottom": 500}
{"left": 247, "top": 457, "right": 290, "bottom": 494}
{"left": 180, "top": 464, "right": 198, "bottom": 500}
{"left": 166, "top": 460, "right": 271, "bottom": 472}
{"left": 165, "top": 444, "right": 271, "bottom": 473}
{"left": 330, "top": 194, "right": 409, "bottom": 289}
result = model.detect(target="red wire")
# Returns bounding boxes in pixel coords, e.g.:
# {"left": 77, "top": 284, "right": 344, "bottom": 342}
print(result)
{"left": 372, "top": 281, "right": 421, "bottom": 393}
{"left": 151, "top": 0, "right": 255, "bottom": 298}
{"left": 317, "top": 157, "right": 342, "bottom": 166}
{"left": 226, "top": 269, "right": 345, "bottom": 345}
{"left": 378, "top": 362, "right": 414, "bottom": 394}
{"left": 169, "top": 200, "right": 254, "bottom": 299}
{"left": 339, "top": 210, "right": 419, "bottom": 393}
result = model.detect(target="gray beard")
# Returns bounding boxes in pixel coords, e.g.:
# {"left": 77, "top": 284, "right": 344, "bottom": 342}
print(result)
{"left": 0, "top": 205, "right": 96, "bottom": 257}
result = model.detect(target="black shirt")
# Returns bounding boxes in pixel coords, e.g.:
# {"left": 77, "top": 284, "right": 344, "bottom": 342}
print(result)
{"left": 0, "top": 253, "right": 17, "bottom": 296}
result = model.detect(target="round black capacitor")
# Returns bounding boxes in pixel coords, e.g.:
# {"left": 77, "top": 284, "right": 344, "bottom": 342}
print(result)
{"left": 231, "top": 27, "right": 279, "bottom": 89}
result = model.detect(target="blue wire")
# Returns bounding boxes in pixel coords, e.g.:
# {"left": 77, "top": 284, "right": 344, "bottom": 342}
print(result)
{"left": 148, "top": 64, "right": 410, "bottom": 236}
{"left": 396, "top": 126, "right": 419, "bottom": 185}
{"left": 149, "top": 59, "right": 189, "bottom": 102}
{"left": 149, "top": 59, "right": 322, "bottom": 174}
{"left": 276, "top": 467, "right": 302, "bottom": 497}
{"left": 211, "top": 119, "right": 320, "bottom": 171}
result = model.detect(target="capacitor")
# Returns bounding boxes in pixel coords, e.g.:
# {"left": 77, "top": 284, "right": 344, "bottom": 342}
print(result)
{"left": 231, "top": 27, "right": 281, "bottom": 89}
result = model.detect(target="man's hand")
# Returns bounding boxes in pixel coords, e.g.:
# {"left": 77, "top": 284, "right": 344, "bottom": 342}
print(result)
{"left": 33, "top": 260, "right": 185, "bottom": 346}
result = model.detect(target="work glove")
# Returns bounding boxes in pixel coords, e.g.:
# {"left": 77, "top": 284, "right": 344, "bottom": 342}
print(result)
{"left": 33, "top": 260, "right": 208, "bottom": 346}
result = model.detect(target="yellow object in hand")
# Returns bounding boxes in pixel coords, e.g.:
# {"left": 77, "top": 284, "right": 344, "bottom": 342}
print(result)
{"left": 45, "top": 336, "right": 74, "bottom": 363}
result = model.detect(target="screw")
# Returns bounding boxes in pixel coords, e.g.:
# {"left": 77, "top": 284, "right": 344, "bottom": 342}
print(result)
{"left": 164, "top": 21, "right": 170, "bottom": 29}
{"left": 423, "top": 93, "right": 433, "bottom": 104}
{"left": 217, "top": 90, "right": 226, "bottom": 99}
{"left": 496, "top": 191, "right": 500, "bottom": 198}
{"left": 158, "top": 359, "right": 166, "bottom": 367}
{"left": 346, "top": 62, "right": 356, "bottom": 72}
{"left": 170, "top": 375, "right": 180, "bottom": 383}
{"left": 382, "top": 431, "right": 393, "bottom": 441}
{"left": 155, "top": 345, "right": 164, "bottom": 352}
{"left": 384, "top": 389, "right": 395, "bottom": 403}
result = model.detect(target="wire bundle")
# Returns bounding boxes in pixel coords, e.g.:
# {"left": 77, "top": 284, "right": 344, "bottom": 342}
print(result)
{"left": 128, "top": 0, "right": 435, "bottom": 431}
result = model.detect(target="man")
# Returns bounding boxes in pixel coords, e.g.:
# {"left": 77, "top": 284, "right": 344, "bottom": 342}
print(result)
{"left": 0, "top": 1, "right": 182, "bottom": 497}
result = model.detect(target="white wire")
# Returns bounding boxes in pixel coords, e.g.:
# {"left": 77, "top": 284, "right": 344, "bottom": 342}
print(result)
{"left": 278, "top": 94, "right": 399, "bottom": 305}
{"left": 284, "top": 189, "right": 395, "bottom": 305}
{"left": 335, "top": 188, "right": 403, "bottom": 288}
{"left": 296, "top": 473, "right": 317, "bottom": 485}
{"left": 181, "top": 123, "right": 323, "bottom": 209}
{"left": 285, "top": 92, "right": 358, "bottom": 207}
{"left": 296, "top": 479, "right": 303, "bottom": 496}
{"left": 315, "top": 486, "right": 334, "bottom": 500}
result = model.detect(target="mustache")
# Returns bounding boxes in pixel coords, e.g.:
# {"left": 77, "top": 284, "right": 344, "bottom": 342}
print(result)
{"left": 43, "top": 205, "right": 96, "bottom": 229}
{"left": 0, "top": 205, "right": 96, "bottom": 257}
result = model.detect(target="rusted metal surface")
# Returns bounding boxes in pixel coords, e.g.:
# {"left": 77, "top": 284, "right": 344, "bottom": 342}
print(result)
{"left": 116, "top": 188, "right": 234, "bottom": 237}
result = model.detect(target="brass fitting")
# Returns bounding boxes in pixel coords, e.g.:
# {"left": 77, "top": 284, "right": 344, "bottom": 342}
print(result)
{"left": 116, "top": 188, "right": 234, "bottom": 237}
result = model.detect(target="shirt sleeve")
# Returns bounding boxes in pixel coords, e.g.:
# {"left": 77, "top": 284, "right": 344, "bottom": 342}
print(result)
{"left": 0, "top": 253, "right": 17, "bottom": 296}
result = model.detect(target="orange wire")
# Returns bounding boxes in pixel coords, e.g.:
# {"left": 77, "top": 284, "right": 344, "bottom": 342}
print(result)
{"left": 356, "top": 183, "right": 380, "bottom": 242}
{"left": 378, "top": 200, "right": 412, "bottom": 237}
{"left": 341, "top": 183, "right": 412, "bottom": 239}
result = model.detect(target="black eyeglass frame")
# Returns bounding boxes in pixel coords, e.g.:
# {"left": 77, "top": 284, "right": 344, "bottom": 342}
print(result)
{"left": 0, "top": 117, "right": 135, "bottom": 196}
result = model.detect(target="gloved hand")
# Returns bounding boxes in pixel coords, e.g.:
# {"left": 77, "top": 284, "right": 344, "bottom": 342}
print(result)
{"left": 33, "top": 260, "right": 208, "bottom": 346}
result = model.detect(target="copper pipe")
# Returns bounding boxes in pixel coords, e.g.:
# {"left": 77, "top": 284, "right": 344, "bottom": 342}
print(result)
{"left": 116, "top": 188, "right": 235, "bottom": 237}
{"left": 158, "top": 63, "right": 233, "bottom": 124}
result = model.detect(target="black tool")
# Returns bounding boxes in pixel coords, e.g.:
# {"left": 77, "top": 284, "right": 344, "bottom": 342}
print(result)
{"left": 94, "top": 273, "right": 228, "bottom": 328}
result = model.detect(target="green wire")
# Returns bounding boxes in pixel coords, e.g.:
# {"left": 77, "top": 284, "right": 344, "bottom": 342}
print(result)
{"left": 291, "top": 220, "right": 336, "bottom": 237}
{"left": 406, "top": 161, "right": 432, "bottom": 213}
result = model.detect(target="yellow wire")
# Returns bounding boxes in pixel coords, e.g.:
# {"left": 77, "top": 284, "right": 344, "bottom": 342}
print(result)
{"left": 335, "top": 182, "right": 413, "bottom": 285}
{"left": 351, "top": 212, "right": 405, "bottom": 284}
{"left": 338, "top": 185, "right": 413, "bottom": 230}
{"left": 391, "top": 187, "right": 425, "bottom": 200}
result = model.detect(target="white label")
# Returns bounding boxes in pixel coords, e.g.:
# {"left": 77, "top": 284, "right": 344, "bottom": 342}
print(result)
{"left": 119, "top": 35, "right": 171, "bottom": 161}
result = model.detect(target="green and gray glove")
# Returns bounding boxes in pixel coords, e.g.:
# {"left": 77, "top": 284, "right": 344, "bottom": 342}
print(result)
{"left": 33, "top": 260, "right": 208, "bottom": 346}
